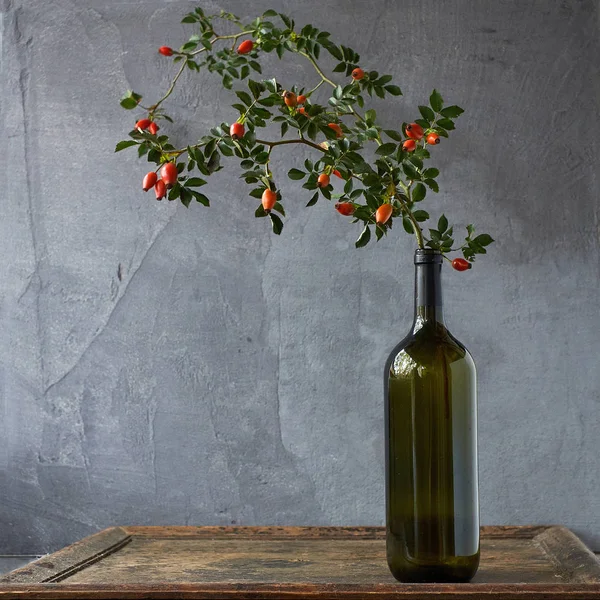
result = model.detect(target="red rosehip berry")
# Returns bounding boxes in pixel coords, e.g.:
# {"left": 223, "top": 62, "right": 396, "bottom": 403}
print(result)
{"left": 402, "top": 139, "right": 416, "bottom": 152}
{"left": 296, "top": 94, "right": 306, "bottom": 104}
{"left": 452, "top": 258, "right": 472, "bottom": 271}
{"left": 142, "top": 171, "right": 158, "bottom": 192}
{"left": 405, "top": 123, "right": 424, "bottom": 140}
{"left": 282, "top": 91, "right": 297, "bottom": 108}
{"left": 158, "top": 46, "right": 174, "bottom": 57}
{"left": 333, "top": 169, "right": 343, "bottom": 179}
{"left": 351, "top": 67, "right": 365, "bottom": 80}
{"left": 148, "top": 122, "right": 159, "bottom": 135}
{"left": 317, "top": 173, "right": 330, "bottom": 188}
{"left": 237, "top": 39, "right": 254, "bottom": 54}
{"left": 154, "top": 179, "right": 166, "bottom": 200}
{"left": 297, "top": 107, "right": 309, "bottom": 117}
{"left": 426, "top": 132, "right": 441, "bottom": 145}
{"left": 375, "top": 204, "right": 393, "bottom": 225}
{"left": 160, "top": 162, "right": 178, "bottom": 188}
{"left": 261, "top": 188, "right": 277, "bottom": 212}
{"left": 230, "top": 122, "right": 245, "bottom": 140}
{"left": 328, "top": 123, "right": 343, "bottom": 138}
{"left": 335, "top": 202, "right": 355, "bottom": 216}
{"left": 135, "top": 118, "right": 152, "bottom": 131}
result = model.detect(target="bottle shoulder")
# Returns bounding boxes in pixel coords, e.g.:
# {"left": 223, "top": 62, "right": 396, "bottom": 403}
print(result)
{"left": 386, "top": 323, "right": 474, "bottom": 377}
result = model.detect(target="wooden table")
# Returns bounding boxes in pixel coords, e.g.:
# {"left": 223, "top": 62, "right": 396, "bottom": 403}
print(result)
{"left": 1, "top": 526, "right": 599, "bottom": 598}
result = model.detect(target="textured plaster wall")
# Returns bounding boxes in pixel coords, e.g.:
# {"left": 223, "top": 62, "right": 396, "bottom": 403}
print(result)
{"left": 0, "top": 0, "right": 598, "bottom": 554}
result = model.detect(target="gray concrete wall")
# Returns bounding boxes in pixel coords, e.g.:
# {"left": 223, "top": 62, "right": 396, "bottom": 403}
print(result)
{"left": 0, "top": 0, "right": 598, "bottom": 554}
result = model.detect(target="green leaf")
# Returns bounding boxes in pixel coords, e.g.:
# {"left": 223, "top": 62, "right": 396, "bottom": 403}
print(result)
{"left": 430, "top": 89, "right": 443, "bottom": 112}
{"left": 424, "top": 178, "right": 439, "bottom": 192}
{"left": 235, "top": 90, "right": 252, "bottom": 106}
{"left": 422, "top": 168, "right": 439, "bottom": 179}
{"left": 273, "top": 202, "right": 286, "bottom": 216}
{"left": 375, "top": 143, "right": 397, "bottom": 156}
{"left": 287, "top": 168, "right": 306, "bottom": 180}
{"left": 115, "top": 140, "right": 137, "bottom": 152}
{"left": 385, "top": 84, "right": 402, "bottom": 96}
{"left": 269, "top": 212, "right": 284, "bottom": 235}
{"left": 402, "top": 217, "right": 414, "bottom": 234}
{"left": 438, "top": 214, "right": 448, "bottom": 233}
{"left": 440, "top": 105, "right": 464, "bottom": 118}
{"left": 383, "top": 129, "right": 403, "bottom": 142}
{"left": 248, "top": 79, "right": 263, "bottom": 98}
{"left": 306, "top": 192, "right": 319, "bottom": 207}
{"left": 418, "top": 105, "right": 435, "bottom": 122}
{"left": 473, "top": 233, "right": 494, "bottom": 247}
{"left": 466, "top": 224, "right": 475, "bottom": 238}
{"left": 413, "top": 210, "right": 429, "bottom": 222}
{"left": 255, "top": 204, "right": 267, "bottom": 217}
{"left": 437, "top": 118, "right": 455, "bottom": 130}
{"left": 365, "top": 109, "right": 376, "bottom": 125}
{"left": 185, "top": 177, "right": 206, "bottom": 187}
{"left": 190, "top": 191, "right": 210, "bottom": 206}
{"left": 355, "top": 225, "right": 371, "bottom": 248}
{"left": 181, "top": 14, "right": 198, "bottom": 23}
{"left": 180, "top": 188, "right": 192, "bottom": 208}
{"left": 412, "top": 183, "right": 426, "bottom": 202}
{"left": 120, "top": 97, "right": 138, "bottom": 110}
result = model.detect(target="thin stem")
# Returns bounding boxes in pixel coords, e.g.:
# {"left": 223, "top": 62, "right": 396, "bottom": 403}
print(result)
{"left": 306, "top": 79, "right": 325, "bottom": 97}
{"left": 299, "top": 51, "right": 337, "bottom": 87}
{"left": 255, "top": 137, "right": 327, "bottom": 153}
{"left": 393, "top": 186, "right": 424, "bottom": 249}
{"left": 152, "top": 60, "right": 187, "bottom": 112}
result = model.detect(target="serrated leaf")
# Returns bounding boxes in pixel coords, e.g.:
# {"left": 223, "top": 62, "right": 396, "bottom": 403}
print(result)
{"left": 115, "top": 140, "right": 137, "bottom": 152}
{"left": 473, "top": 233, "right": 494, "bottom": 247}
{"left": 355, "top": 225, "right": 371, "bottom": 248}
{"left": 269, "top": 212, "right": 284, "bottom": 234}
{"left": 402, "top": 217, "right": 414, "bottom": 234}
{"left": 365, "top": 109, "right": 376, "bottom": 125}
{"left": 306, "top": 192, "right": 319, "bottom": 207}
{"left": 430, "top": 89, "right": 443, "bottom": 112}
{"left": 437, "top": 118, "right": 455, "bottom": 130}
{"left": 383, "top": 129, "right": 403, "bottom": 142}
{"left": 418, "top": 105, "right": 435, "bottom": 122}
{"left": 440, "top": 105, "right": 464, "bottom": 118}
{"left": 235, "top": 90, "right": 252, "bottom": 106}
{"left": 438, "top": 214, "right": 448, "bottom": 233}
{"left": 185, "top": 177, "right": 206, "bottom": 187}
{"left": 287, "top": 168, "right": 306, "bottom": 180}
{"left": 120, "top": 97, "right": 138, "bottom": 110}
{"left": 413, "top": 209, "right": 429, "bottom": 222}
{"left": 412, "top": 182, "right": 426, "bottom": 202}
{"left": 190, "top": 190, "right": 210, "bottom": 206}
{"left": 375, "top": 143, "right": 396, "bottom": 156}
{"left": 385, "top": 85, "right": 402, "bottom": 96}
{"left": 422, "top": 168, "right": 439, "bottom": 179}
{"left": 425, "top": 178, "right": 439, "bottom": 192}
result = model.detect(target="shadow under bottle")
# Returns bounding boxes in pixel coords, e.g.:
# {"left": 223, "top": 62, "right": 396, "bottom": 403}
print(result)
{"left": 384, "top": 249, "right": 480, "bottom": 583}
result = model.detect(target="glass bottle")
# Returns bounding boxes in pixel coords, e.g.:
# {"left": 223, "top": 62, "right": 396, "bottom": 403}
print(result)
{"left": 384, "top": 248, "right": 479, "bottom": 583}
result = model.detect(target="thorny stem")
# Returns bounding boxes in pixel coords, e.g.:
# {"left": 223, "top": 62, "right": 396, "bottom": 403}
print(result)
{"left": 256, "top": 137, "right": 327, "bottom": 153}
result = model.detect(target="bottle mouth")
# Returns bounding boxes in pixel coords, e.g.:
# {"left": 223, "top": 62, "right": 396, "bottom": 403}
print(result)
{"left": 414, "top": 248, "right": 443, "bottom": 264}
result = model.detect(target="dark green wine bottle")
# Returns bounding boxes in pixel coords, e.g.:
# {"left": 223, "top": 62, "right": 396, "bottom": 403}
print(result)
{"left": 384, "top": 249, "right": 479, "bottom": 583}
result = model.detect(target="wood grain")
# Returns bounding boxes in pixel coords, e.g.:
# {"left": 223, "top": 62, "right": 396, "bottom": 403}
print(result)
{"left": 0, "top": 526, "right": 598, "bottom": 599}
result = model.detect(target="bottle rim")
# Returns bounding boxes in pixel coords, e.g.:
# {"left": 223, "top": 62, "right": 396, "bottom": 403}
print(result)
{"left": 414, "top": 248, "right": 443, "bottom": 264}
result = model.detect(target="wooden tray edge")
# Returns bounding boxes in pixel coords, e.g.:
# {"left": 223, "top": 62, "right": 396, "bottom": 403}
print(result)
{"left": 0, "top": 527, "right": 131, "bottom": 584}
{"left": 534, "top": 525, "right": 600, "bottom": 583}
{"left": 119, "top": 524, "right": 549, "bottom": 539}
{"left": 0, "top": 582, "right": 600, "bottom": 599}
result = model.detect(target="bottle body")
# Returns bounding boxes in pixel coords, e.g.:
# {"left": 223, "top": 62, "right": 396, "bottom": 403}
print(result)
{"left": 384, "top": 250, "right": 479, "bottom": 583}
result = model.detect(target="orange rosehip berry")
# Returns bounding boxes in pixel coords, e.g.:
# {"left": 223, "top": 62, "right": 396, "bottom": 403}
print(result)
{"left": 135, "top": 118, "right": 152, "bottom": 131}
{"left": 237, "top": 39, "right": 254, "bottom": 54}
{"left": 402, "top": 139, "right": 416, "bottom": 152}
{"left": 158, "top": 46, "right": 174, "bottom": 57}
{"left": 282, "top": 91, "right": 297, "bottom": 107}
{"left": 154, "top": 179, "right": 166, "bottom": 200}
{"left": 142, "top": 171, "right": 158, "bottom": 192}
{"left": 298, "top": 107, "right": 309, "bottom": 117}
{"left": 148, "top": 122, "right": 160, "bottom": 135}
{"left": 317, "top": 173, "right": 330, "bottom": 188}
{"left": 296, "top": 94, "right": 306, "bottom": 104}
{"left": 335, "top": 202, "right": 355, "bottom": 216}
{"left": 230, "top": 122, "right": 245, "bottom": 140}
{"left": 426, "top": 132, "right": 441, "bottom": 145}
{"left": 261, "top": 188, "right": 277, "bottom": 212}
{"left": 452, "top": 258, "right": 471, "bottom": 271}
{"left": 328, "top": 123, "right": 343, "bottom": 138}
{"left": 375, "top": 204, "right": 393, "bottom": 225}
{"left": 160, "top": 162, "right": 178, "bottom": 188}
{"left": 351, "top": 67, "right": 365, "bottom": 80}
{"left": 405, "top": 122, "right": 424, "bottom": 140}
{"left": 333, "top": 169, "right": 343, "bottom": 179}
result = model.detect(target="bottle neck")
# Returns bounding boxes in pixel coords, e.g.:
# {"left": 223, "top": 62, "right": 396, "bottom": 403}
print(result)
{"left": 413, "top": 259, "right": 445, "bottom": 330}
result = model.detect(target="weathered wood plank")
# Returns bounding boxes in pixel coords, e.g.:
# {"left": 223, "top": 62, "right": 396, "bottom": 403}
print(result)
{"left": 0, "top": 526, "right": 598, "bottom": 598}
